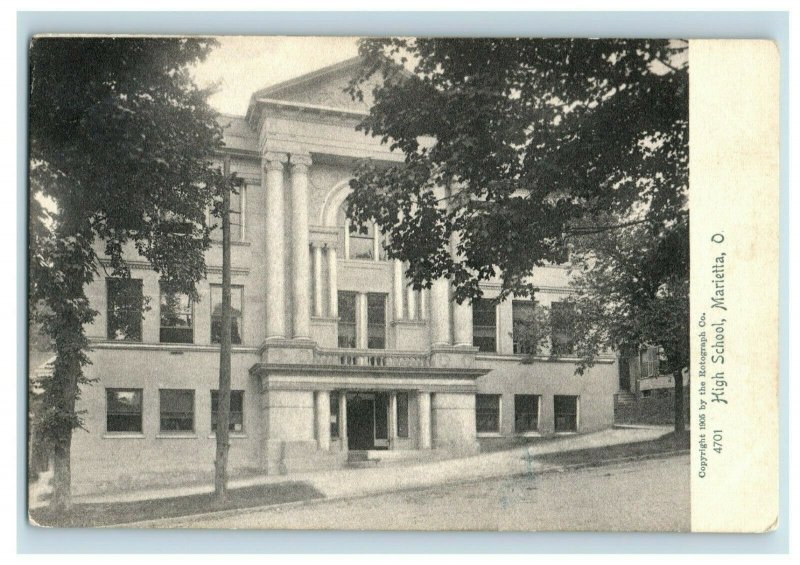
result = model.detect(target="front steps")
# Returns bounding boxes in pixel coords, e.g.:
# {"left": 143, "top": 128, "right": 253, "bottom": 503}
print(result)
{"left": 346, "top": 449, "right": 451, "bottom": 469}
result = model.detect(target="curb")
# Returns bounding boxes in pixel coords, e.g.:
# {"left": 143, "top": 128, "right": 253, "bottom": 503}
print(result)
{"left": 111, "top": 449, "right": 689, "bottom": 529}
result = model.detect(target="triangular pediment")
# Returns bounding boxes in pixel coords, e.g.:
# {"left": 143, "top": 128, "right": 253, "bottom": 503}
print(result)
{"left": 250, "top": 56, "right": 382, "bottom": 113}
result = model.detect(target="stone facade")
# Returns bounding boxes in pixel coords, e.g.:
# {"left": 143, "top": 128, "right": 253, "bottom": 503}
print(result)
{"left": 69, "top": 57, "right": 618, "bottom": 495}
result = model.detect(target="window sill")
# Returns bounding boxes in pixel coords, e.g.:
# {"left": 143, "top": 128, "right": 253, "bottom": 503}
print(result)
{"left": 340, "top": 259, "right": 390, "bottom": 270}
{"left": 207, "top": 433, "right": 248, "bottom": 439}
{"left": 515, "top": 431, "right": 542, "bottom": 438}
{"left": 103, "top": 433, "right": 145, "bottom": 439}
{"left": 476, "top": 432, "right": 503, "bottom": 438}
{"left": 392, "top": 319, "right": 428, "bottom": 327}
{"left": 156, "top": 433, "right": 198, "bottom": 439}
{"left": 554, "top": 431, "right": 579, "bottom": 436}
{"left": 311, "top": 316, "right": 339, "bottom": 324}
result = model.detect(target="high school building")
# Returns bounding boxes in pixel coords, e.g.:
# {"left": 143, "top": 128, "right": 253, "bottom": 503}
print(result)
{"left": 69, "top": 58, "right": 618, "bottom": 495}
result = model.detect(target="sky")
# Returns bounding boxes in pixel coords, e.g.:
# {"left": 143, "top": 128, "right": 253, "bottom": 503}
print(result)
{"left": 192, "top": 36, "right": 360, "bottom": 115}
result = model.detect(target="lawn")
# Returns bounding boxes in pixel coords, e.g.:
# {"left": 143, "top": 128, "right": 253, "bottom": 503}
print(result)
{"left": 535, "top": 430, "right": 690, "bottom": 469}
{"left": 29, "top": 481, "right": 324, "bottom": 528}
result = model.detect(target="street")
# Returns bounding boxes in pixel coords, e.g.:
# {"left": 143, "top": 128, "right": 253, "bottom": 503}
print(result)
{"left": 163, "top": 454, "right": 689, "bottom": 532}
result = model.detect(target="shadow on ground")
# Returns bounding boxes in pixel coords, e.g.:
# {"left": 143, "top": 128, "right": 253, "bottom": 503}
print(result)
{"left": 29, "top": 481, "right": 324, "bottom": 528}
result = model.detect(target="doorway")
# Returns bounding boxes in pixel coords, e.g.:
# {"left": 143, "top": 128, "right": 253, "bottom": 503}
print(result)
{"left": 346, "top": 392, "right": 389, "bottom": 450}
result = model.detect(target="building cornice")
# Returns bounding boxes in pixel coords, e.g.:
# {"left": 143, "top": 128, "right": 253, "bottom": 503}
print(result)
{"left": 87, "top": 340, "right": 261, "bottom": 354}
{"left": 98, "top": 258, "right": 250, "bottom": 277}
{"left": 250, "top": 362, "right": 489, "bottom": 380}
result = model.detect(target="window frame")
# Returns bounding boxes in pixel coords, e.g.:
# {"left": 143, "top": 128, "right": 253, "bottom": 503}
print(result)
{"left": 366, "top": 292, "right": 387, "bottom": 350}
{"left": 210, "top": 284, "right": 244, "bottom": 345}
{"left": 473, "top": 298, "right": 498, "bottom": 353}
{"left": 159, "top": 388, "right": 195, "bottom": 434}
{"left": 105, "top": 388, "right": 144, "bottom": 434}
{"left": 554, "top": 395, "right": 580, "bottom": 433}
{"left": 159, "top": 286, "right": 194, "bottom": 344}
{"left": 210, "top": 185, "right": 246, "bottom": 242}
{"left": 512, "top": 299, "right": 538, "bottom": 355}
{"left": 550, "top": 301, "right": 576, "bottom": 356}
{"left": 514, "top": 394, "right": 541, "bottom": 434}
{"left": 106, "top": 278, "right": 144, "bottom": 342}
{"left": 339, "top": 205, "right": 387, "bottom": 262}
{"left": 475, "top": 393, "right": 502, "bottom": 435}
{"left": 337, "top": 291, "right": 358, "bottom": 349}
{"left": 210, "top": 389, "right": 245, "bottom": 434}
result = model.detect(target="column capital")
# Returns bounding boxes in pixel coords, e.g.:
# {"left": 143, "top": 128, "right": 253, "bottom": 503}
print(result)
{"left": 290, "top": 153, "right": 313, "bottom": 169}
{"left": 263, "top": 152, "right": 288, "bottom": 171}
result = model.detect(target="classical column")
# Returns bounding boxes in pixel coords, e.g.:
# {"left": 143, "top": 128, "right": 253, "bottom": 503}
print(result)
{"left": 452, "top": 297, "right": 473, "bottom": 347}
{"left": 417, "top": 391, "right": 432, "bottom": 449}
{"left": 451, "top": 232, "right": 473, "bottom": 347}
{"left": 290, "top": 154, "right": 312, "bottom": 339}
{"left": 372, "top": 221, "right": 381, "bottom": 261}
{"left": 315, "top": 390, "right": 330, "bottom": 451}
{"left": 388, "top": 392, "right": 398, "bottom": 448}
{"left": 419, "top": 289, "right": 428, "bottom": 320}
{"left": 430, "top": 278, "right": 451, "bottom": 346}
{"left": 407, "top": 286, "right": 417, "bottom": 321}
{"left": 338, "top": 392, "right": 348, "bottom": 450}
{"left": 357, "top": 292, "right": 368, "bottom": 350}
{"left": 312, "top": 244, "right": 323, "bottom": 317}
{"left": 393, "top": 260, "right": 404, "bottom": 320}
{"left": 343, "top": 219, "right": 350, "bottom": 260}
{"left": 264, "top": 153, "right": 287, "bottom": 339}
{"left": 327, "top": 247, "right": 338, "bottom": 318}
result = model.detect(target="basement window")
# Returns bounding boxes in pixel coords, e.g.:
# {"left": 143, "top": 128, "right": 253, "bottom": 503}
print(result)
{"left": 476, "top": 394, "right": 501, "bottom": 434}
{"left": 554, "top": 395, "right": 579, "bottom": 433}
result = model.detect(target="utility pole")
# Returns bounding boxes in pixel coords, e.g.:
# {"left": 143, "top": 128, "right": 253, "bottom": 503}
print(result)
{"left": 214, "top": 154, "right": 233, "bottom": 502}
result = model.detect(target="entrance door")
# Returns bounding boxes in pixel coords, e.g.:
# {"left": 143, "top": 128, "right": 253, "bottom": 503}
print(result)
{"left": 347, "top": 394, "right": 375, "bottom": 450}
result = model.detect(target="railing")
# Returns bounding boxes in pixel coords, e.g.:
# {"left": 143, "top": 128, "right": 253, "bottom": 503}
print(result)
{"left": 315, "top": 348, "right": 431, "bottom": 368}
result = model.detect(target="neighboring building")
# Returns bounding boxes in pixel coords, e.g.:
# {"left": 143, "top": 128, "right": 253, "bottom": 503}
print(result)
{"left": 68, "top": 57, "right": 618, "bottom": 495}
{"left": 625, "top": 346, "right": 690, "bottom": 397}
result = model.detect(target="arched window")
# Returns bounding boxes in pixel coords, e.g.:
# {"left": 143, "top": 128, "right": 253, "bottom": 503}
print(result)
{"left": 337, "top": 205, "right": 387, "bottom": 261}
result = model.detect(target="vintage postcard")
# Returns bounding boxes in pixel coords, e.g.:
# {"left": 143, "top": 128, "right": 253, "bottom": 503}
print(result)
{"left": 26, "top": 36, "right": 779, "bottom": 532}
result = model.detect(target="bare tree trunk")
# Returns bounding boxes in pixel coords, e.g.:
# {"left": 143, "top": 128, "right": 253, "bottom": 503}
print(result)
{"left": 673, "top": 369, "right": 685, "bottom": 433}
{"left": 51, "top": 434, "right": 71, "bottom": 512}
{"left": 214, "top": 156, "right": 233, "bottom": 503}
{"left": 50, "top": 355, "right": 79, "bottom": 513}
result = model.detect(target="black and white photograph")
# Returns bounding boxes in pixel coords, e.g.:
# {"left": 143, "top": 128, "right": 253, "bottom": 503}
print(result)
{"left": 24, "top": 33, "right": 771, "bottom": 534}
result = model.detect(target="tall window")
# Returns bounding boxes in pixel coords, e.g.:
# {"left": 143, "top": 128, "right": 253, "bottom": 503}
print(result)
{"left": 160, "top": 288, "right": 193, "bottom": 344}
{"left": 349, "top": 221, "right": 375, "bottom": 260}
{"left": 396, "top": 392, "right": 409, "bottom": 438}
{"left": 106, "top": 388, "right": 143, "bottom": 433}
{"left": 338, "top": 205, "right": 387, "bottom": 261}
{"left": 473, "top": 298, "right": 497, "bottom": 352}
{"left": 512, "top": 300, "right": 537, "bottom": 354}
{"left": 551, "top": 301, "right": 576, "bottom": 355}
{"left": 211, "top": 285, "right": 243, "bottom": 344}
{"left": 367, "top": 293, "right": 386, "bottom": 349}
{"left": 514, "top": 394, "right": 540, "bottom": 433}
{"left": 159, "top": 389, "right": 194, "bottom": 432}
{"left": 330, "top": 391, "right": 340, "bottom": 438}
{"left": 106, "top": 278, "right": 143, "bottom": 341}
{"left": 554, "top": 395, "right": 579, "bottom": 432}
{"left": 476, "top": 394, "right": 501, "bottom": 433}
{"left": 211, "top": 186, "right": 244, "bottom": 241}
{"left": 338, "top": 291, "right": 357, "bottom": 348}
{"left": 211, "top": 390, "right": 244, "bottom": 433}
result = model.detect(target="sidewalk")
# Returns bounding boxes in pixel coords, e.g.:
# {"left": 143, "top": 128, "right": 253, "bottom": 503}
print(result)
{"left": 63, "top": 426, "right": 671, "bottom": 507}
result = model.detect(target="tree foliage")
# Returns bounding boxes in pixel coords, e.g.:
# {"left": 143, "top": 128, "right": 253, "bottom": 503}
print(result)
{"left": 346, "top": 38, "right": 689, "bottom": 429}
{"left": 28, "top": 37, "right": 230, "bottom": 509}
{"left": 346, "top": 38, "right": 688, "bottom": 303}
